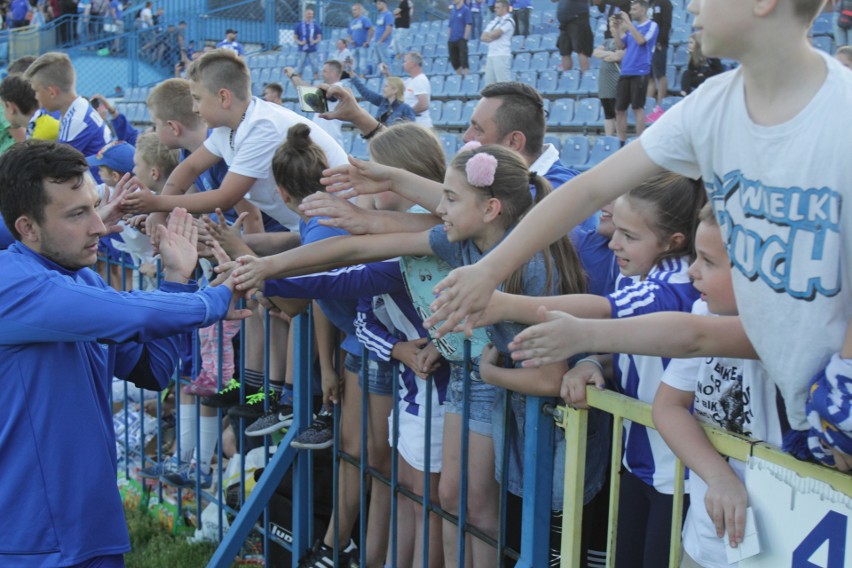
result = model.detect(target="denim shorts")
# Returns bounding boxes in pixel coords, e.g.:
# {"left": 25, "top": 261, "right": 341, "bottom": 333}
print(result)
{"left": 443, "top": 363, "right": 499, "bottom": 437}
{"left": 344, "top": 352, "right": 395, "bottom": 396}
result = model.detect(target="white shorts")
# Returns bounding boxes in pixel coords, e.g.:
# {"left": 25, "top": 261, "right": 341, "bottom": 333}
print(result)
{"left": 389, "top": 406, "right": 445, "bottom": 473}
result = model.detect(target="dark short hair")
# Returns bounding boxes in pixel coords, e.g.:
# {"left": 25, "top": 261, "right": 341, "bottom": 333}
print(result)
{"left": 0, "top": 74, "right": 38, "bottom": 115}
{"left": 7, "top": 55, "right": 36, "bottom": 74}
{"left": 264, "top": 82, "right": 283, "bottom": 97}
{"left": 479, "top": 81, "right": 546, "bottom": 157}
{"left": 0, "top": 141, "right": 89, "bottom": 240}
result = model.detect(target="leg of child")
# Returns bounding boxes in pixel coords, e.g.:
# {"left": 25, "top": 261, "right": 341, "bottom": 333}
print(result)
{"left": 393, "top": 482, "right": 416, "bottom": 567}
{"left": 366, "top": 393, "right": 394, "bottom": 566}
{"left": 177, "top": 389, "right": 198, "bottom": 463}
{"left": 439, "top": 413, "right": 499, "bottom": 568}
{"left": 398, "top": 458, "right": 443, "bottom": 568}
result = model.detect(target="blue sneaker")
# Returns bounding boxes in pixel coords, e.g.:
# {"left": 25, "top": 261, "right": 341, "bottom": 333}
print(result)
{"left": 138, "top": 456, "right": 178, "bottom": 479}
{"left": 162, "top": 463, "right": 213, "bottom": 489}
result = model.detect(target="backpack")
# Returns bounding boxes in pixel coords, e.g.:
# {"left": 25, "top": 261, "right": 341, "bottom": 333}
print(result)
{"left": 839, "top": 0, "right": 852, "bottom": 29}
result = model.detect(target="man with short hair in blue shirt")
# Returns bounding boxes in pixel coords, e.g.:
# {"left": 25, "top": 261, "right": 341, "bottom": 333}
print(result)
{"left": 372, "top": 0, "right": 395, "bottom": 68}
{"left": 0, "top": 140, "right": 244, "bottom": 568}
{"left": 613, "top": 0, "right": 658, "bottom": 143}
{"left": 216, "top": 28, "right": 245, "bottom": 56}
{"left": 347, "top": 2, "right": 374, "bottom": 76}
{"left": 295, "top": 8, "right": 323, "bottom": 80}
{"left": 448, "top": 0, "right": 472, "bottom": 76}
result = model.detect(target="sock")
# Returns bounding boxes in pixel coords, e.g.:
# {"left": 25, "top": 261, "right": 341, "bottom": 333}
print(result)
{"left": 269, "top": 381, "right": 283, "bottom": 397}
{"left": 196, "top": 415, "right": 219, "bottom": 474}
{"left": 178, "top": 403, "right": 198, "bottom": 462}
{"left": 243, "top": 369, "right": 264, "bottom": 390}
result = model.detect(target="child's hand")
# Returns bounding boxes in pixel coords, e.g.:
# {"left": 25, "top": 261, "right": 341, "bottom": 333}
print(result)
{"left": 202, "top": 209, "right": 252, "bottom": 259}
{"left": 299, "top": 191, "right": 372, "bottom": 234}
{"left": 704, "top": 471, "right": 748, "bottom": 547}
{"left": 509, "top": 307, "right": 584, "bottom": 368}
{"left": 229, "top": 255, "right": 270, "bottom": 297}
{"left": 391, "top": 338, "right": 430, "bottom": 376}
{"left": 120, "top": 178, "right": 157, "bottom": 215}
{"left": 320, "top": 154, "right": 395, "bottom": 197}
{"left": 98, "top": 174, "right": 133, "bottom": 232}
{"left": 427, "top": 262, "right": 501, "bottom": 338}
{"left": 479, "top": 344, "right": 501, "bottom": 384}
{"left": 560, "top": 359, "right": 606, "bottom": 408}
{"left": 321, "top": 367, "right": 341, "bottom": 407}
{"left": 415, "top": 341, "right": 443, "bottom": 377}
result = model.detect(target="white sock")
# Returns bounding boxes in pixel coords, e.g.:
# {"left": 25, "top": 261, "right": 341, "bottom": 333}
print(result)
{"left": 197, "top": 416, "right": 219, "bottom": 474}
{"left": 178, "top": 403, "right": 197, "bottom": 462}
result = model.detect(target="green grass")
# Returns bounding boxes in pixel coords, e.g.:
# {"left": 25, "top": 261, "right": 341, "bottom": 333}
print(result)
{"left": 124, "top": 506, "right": 217, "bottom": 568}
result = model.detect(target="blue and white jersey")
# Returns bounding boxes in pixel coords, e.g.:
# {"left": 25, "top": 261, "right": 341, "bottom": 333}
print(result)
{"left": 60, "top": 96, "right": 113, "bottom": 173}
{"left": 355, "top": 292, "right": 450, "bottom": 417}
{"left": 608, "top": 256, "right": 699, "bottom": 493}
{"left": 216, "top": 39, "right": 245, "bottom": 55}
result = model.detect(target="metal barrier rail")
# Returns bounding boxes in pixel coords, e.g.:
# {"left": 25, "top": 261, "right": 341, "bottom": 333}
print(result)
{"left": 556, "top": 387, "right": 852, "bottom": 568}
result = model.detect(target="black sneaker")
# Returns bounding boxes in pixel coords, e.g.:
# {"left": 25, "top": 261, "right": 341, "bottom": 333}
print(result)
{"left": 245, "top": 402, "right": 295, "bottom": 437}
{"left": 228, "top": 389, "right": 276, "bottom": 422}
{"left": 200, "top": 379, "right": 259, "bottom": 409}
{"left": 290, "top": 412, "right": 334, "bottom": 450}
{"left": 298, "top": 539, "right": 356, "bottom": 568}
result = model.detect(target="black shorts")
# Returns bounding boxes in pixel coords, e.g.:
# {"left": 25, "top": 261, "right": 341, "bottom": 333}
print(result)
{"left": 651, "top": 45, "right": 668, "bottom": 78}
{"left": 448, "top": 38, "right": 469, "bottom": 70}
{"left": 615, "top": 75, "right": 648, "bottom": 111}
{"left": 601, "top": 97, "right": 616, "bottom": 120}
{"left": 557, "top": 14, "right": 593, "bottom": 57}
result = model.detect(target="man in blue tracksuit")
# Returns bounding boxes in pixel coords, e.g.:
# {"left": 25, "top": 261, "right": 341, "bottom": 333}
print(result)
{"left": 0, "top": 140, "right": 240, "bottom": 567}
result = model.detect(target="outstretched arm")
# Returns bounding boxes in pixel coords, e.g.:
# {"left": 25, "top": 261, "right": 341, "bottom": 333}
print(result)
{"left": 426, "top": 139, "right": 663, "bottom": 336}
{"left": 509, "top": 307, "right": 755, "bottom": 368}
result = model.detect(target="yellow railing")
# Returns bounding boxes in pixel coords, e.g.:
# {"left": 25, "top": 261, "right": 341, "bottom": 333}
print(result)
{"left": 556, "top": 387, "right": 852, "bottom": 568}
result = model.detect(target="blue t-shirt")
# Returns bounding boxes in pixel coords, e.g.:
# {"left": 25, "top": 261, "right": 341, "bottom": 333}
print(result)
{"left": 620, "top": 19, "right": 659, "bottom": 76}
{"left": 449, "top": 4, "right": 472, "bottom": 42}
{"left": 295, "top": 20, "right": 321, "bottom": 52}
{"left": 374, "top": 10, "right": 394, "bottom": 44}
{"left": 11, "top": 0, "right": 29, "bottom": 20}
{"left": 349, "top": 15, "right": 372, "bottom": 46}
{"left": 512, "top": 0, "right": 532, "bottom": 9}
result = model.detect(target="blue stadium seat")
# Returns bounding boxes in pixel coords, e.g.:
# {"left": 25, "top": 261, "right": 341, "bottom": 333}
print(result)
{"left": 429, "top": 20, "right": 444, "bottom": 33}
{"left": 575, "top": 70, "right": 599, "bottom": 97}
{"left": 259, "top": 68, "right": 273, "bottom": 85}
{"left": 549, "top": 51, "right": 564, "bottom": 70}
{"left": 516, "top": 70, "right": 537, "bottom": 86}
{"left": 422, "top": 44, "right": 437, "bottom": 57}
{"left": 524, "top": 34, "right": 542, "bottom": 52}
{"left": 812, "top": 13, "right": 833, "bottom": 36}
{"left": 429, "top": 100, "right": 444, "bottom": 123}
{"left": 511, "top": 52, "right": 532, "bottom": 72}
{"left": 511, "top": 35, "right": 526, "bottom": 52}
{"left": 670, "top": 24, "right": 691, "bottom": 45}
{"left": 556, "top": 70, "right": 581, "bottom": 95}
{"left": 460, "top": 74, "right": 480, "bottom": 97}
{"left": 666, "top": 65, "right": 682, "bottom": 92}
{"left": 283, "top": 81, "right": 297, "bottom": 101}
{"left": 569, "top": 97, "right": 602, "bottom": 128}
{"left": 340, "top": 130, "right": 354, "bottom": 154}
{"left": 530, "top": 51, "right": 550, "bottom": 72}
{"left": 541, "top": 32, "right": 559, "bottom": 52}
{"left": 410, "top": 33, "right": 426, "bottom": 49}
{"left": 430, "top": 75, "right": 446, "bottom": 97}
{"left": 435, "top": 43, "right": 449, "bottom": 57}
{"left": 661, "top": 95, "right": 683, "bottom": 111}
{"left": 671, "top": 44, "right": 688, "bottom": 67}
{"left": 549, "top": 98, "right": 575, "bottom": 127}
{"left": 437, "top": 99, "right": 464, "bottom": 127}
{"left": 537, "top": 70, "right": 559, "bottom": 96}
{"left": 560, "top": 135, "right": 590, "bottom": 169}
{"left": 439, "top": 132, "right": 459, "bottom": 159}
{"left": 366, "top": 77, "right": 383, "bottom": 94}
{"left": 460, "top": 99, "right": 478, "bottom": 127}
{"left": 425, "top": 32, "right": 439, "bottom": 46}
{"left": 442, "top": 74, "right": 463, "bottom": 97}
{"left": 543, "top": 134, "right": 561, "bottom": 153}
{"left": 577, "top": 136, "right": 620, "bottom": 171}
{"left": 351, "top": 135, "right": 370, "bottom": 160}
{"left": 812, "top": 35, "right": 832, "bottom": 54}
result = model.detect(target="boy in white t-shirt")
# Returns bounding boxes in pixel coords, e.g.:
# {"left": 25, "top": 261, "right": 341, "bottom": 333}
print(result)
{"left": 122, "top": 48, "right": 348, "bottom": 234}
{"left": 427, "top": 0, "right": 852, "bottom": 466}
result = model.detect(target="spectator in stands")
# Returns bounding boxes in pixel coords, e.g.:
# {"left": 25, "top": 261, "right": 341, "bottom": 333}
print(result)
{"left": 592, "top": 17, "right": 624, "bottom": 136}
{"left": 448, "top": 0, "right": 473, "bottom": 76}
{"left": 392, "top": 0, "right": 411, "bottom": 56}
{"left": 139, "top": 0, "right": 153, "bottom": 28}
{"left": 0, "top": 140, "right": 242, "bottom": 568}
{"left": 10, "top": 0, "right": 30, "bottom": 28}
{"left": 512, "top": 0, "right": 532, "bottom": 41}
{"left": 0, "top": 73, "right": 59, "bottom": 140}
{"left": 645, "top": 0, "right": 672, "bottom": 124}
{"left": 348, "top": 2, "right": 373, "bottom": 76}
{"left": 834, "top": 0, "right": 852, "bottom": 47}
{"left": 678, "top": 32, "right": 723, "bottom": 95}
{"left": 350, "top": 74, "right": 416, "bottom": 125}
{"left": 399, "top": 51, "right": 433, "bottom": 126}
{"left": 592, "top": 0, "right": 630, "bottom": 37}
{"left": 372, "top": 0, "right": 395, "bottom": 68}
{"left": 285, "top": 60, "right": 347, "bottom": 146}
{"left": 90, "top": 93, "right": 138, "bottom": 145}
{"left": 470, "top": 0, "right": 485, "bottom": 40}
{"left": 216, "top": 28, "right": 245, "bottom": 56}
{"left": 58, "top": 0, "right": 77, "bottom": 43}
{"left": 556, "top": 0, "right": 593, "bottom": 71}
{"left": 836, "top": 45, "right": 852, "bottom": 69}
{"left": 263, "top": 82, "right": 284, "bottom": 105}
{"left": 613, "top": 3, "right": 658, "bottom": 144}
{"left": 481, "top": 0, "right": 515, "bottom": 85}
{"left": 24, "top": 53, "right": 114, "bottom": 179}
{"left": 333, "top": 37, "right": 354, "bottom": 70}
{"left": 295, "top": 8, "right": 322, "bottom": 80}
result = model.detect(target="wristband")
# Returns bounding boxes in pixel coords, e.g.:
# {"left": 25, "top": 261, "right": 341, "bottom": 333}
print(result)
{"left": 361, "top": 121, "right": 383, "bottom": 140}
{"left": 575, "top": 357, "right": 604, "bottom": 374}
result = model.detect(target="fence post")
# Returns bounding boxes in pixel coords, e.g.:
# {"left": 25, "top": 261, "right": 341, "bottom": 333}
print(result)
{"left": 516, "top": 396, "right": 554, "bottom": 568}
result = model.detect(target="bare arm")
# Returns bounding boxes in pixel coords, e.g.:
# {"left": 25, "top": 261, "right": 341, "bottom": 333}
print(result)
{"left": 299, "top": 191, "right": 440, "bottom": 234}
{"left": 427, "top": 138, "right": 663, "bottom": 336}
{"left": 509, "top": 308, "right": 756, "bottom": 368}
{"left": 411, "top": 93, "right": 429, "bottom": 115}
{"left": 653, "top": 384, "right": 748, "bottom": 546}
{"left": 480, "top": 290, "right": 614, "bottom": 326}
{"left": 479, "top": 344, "right": 566, "bottom": 396}
{"left": 313, "top": 302, "right": 342, "bottom": 406}
{"left": 243, "top": 232, "right": 303, "bottom": 256}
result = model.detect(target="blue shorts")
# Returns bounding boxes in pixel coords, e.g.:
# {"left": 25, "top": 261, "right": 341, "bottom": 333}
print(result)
{"left": 443, "top": 364, "right": 499, "bottom": 437}
{"left": 344, "top": 352, "right": 395, "bottom": 396}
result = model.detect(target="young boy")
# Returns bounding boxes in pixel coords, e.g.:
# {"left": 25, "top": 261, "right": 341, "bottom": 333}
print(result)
{"left": 429, "top": 0, "right": 852, "bottom": 464}
{"left": 613, "top": 0, "right": 658, "bottom": 143}
{"left": 0, "top": 74, "right": 59, "bottom": 140}
{"left": 122, "top": 48, "right": 347, "bottom": 233}
{"left": 23, "top": 53, "right": 113, "bottom": 175}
